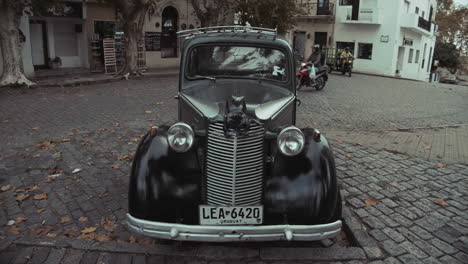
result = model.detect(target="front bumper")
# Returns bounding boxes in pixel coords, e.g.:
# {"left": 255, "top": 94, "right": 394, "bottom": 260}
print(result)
{"left": 126, "top": 213, "right": 342, "bottom": 242}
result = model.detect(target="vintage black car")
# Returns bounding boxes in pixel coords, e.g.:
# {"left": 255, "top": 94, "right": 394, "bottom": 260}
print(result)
{"left": 126, "top": 26, "right": 342, "bottom": 242}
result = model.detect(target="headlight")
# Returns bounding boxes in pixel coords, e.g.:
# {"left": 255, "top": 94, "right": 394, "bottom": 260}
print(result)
{"left": 167, "top": 122, "right": 194, "bottom": 152}
{"left": 277, "top": 126, "right": 305, "bottom": 157}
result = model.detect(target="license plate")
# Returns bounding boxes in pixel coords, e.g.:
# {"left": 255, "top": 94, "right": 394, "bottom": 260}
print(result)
{"left": 199, "top": 205, "right": 263, "bottom": 225}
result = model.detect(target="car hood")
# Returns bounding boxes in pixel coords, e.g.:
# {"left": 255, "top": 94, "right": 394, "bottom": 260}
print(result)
{"left": 180, "top": 81, "right": 294, "bottom": 120}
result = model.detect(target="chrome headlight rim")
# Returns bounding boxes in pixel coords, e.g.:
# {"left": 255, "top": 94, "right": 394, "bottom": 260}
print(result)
{"left": 167, "top": 122, "right": 194, "bottom": 153}
{"left": 277, "top": 126, "right": 305, "bottom": 157}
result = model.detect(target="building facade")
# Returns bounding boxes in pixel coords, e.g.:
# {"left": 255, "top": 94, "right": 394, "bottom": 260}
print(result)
{"left": 285, "top": 0, "right": 337, "bottom": 62}
{"left": 333, "top": 0, "right": 438, "bottom": 81}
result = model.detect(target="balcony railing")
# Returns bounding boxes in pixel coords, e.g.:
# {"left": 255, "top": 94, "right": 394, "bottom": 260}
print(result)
{"left": 296, "top": 1, "right": 335, "bottom": 17}
{"left": 418, "top": 17, "right": 431, "bottom": 32}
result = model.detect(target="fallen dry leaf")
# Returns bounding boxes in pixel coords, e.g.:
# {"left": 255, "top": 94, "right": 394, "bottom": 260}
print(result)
{"left": 112, "top": 122, "right": 120, "bottom": 127}
{"left": 9, "top": 226, "right": 21, "bottom": 235}
{"left": 37, "top": 140, "right": 56, "bottom": 150}
{"left": 87, "top": 161, "right": 94, "bottom": 166}
{"left": 131, "top": 138, "right": 139, "bottom": 142}
{"left": 33, "top": 193, "right": 48, "bottom": 200}
{"left": 45, "top": 176, "right": 56, "bottom": 183}
{"left": 364, "top": 199, "right": 378, "bottom": 206}
{"left": 436, "top": 163, "right": 446, "bottom": 168}
{"left": 33, "top": 154, "right": 41, "bottom": 158}
{"left": 31, "top": 127, "right": 40, "bottom": 130}
{"left": 101, "top": 217, "right": 117, "bottom": 232}
{"left": 1, "top": 184, "right": 12, "bottom": 192}
{"left": 78, "top": 216, "right": 88, "bottom": 222}
{"left": 117, "top": 155, "right": 130, "bottom": 161}
{"left": 29, "top": 226, "right": 55, "bottom": 236}
{"left": 53, "top": 152, "right": 62, "bottom": 157}
{"left": 111, "top": 164, "right": 120, "bottom": 169}
{"left": 25, "top": 185, "right": 40, "bottom": 192}
{"left": 129, "top": 235, "right": 138, "bottom": 243}
{"left": 336, "top": 140, "right": 344, "bottom": 144}
{"left": 95, "top": 234, "right": 112, "bottom": 242}
{"left": 46, "top": 233, "right": 57, "bottom": 237}
{"left": 60, "top": 217, "right": 71, "bottom": 223}
{"left": 153, "top": 101, "right": 164, "bottom": 105}
{"left": 15, "top": 216, "right": 27, "bottom": 224}
{"left": 61, "top": 138, "right": 71, "bottom": 143}
{"left": 36, "top": 208, "right": 45, "bottom": 213}
{"left": 15, "top": 193, "right": 30, "bottom": 202}
{"left": 67, "top": 132, "right": 76, "bottom": 136}
{"left": 144, "top": 110, "right": 152, "bottom": 114}
{"left": 3, "top": 120, "right": 9, "bottom": 123}
{"left": 81, "top": 227, "right": 97, "bottom": 234}
{"left": 345, "top": 154, "right": 352, "bottom": 159}
{"left": 424, "top": 146, "right": 432, "bottom": 150}
{"left": 97, "top": 128, "right": 106, "bottom": 132}
{"left": 127, "top": 142, "right": 134, "bottom": 145}
{"left": 434, "top": 198, "right": 448, "bottom": 207}
{"left": 98, "top": 192, "right": 109, "bottom": 198}
{"left": 64, "top": 229, "right": 79, "bottom": 237}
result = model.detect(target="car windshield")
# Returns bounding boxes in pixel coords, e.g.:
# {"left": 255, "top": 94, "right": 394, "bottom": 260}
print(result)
{"left": 187, "top": 45, "right": 288, "bottom": 82}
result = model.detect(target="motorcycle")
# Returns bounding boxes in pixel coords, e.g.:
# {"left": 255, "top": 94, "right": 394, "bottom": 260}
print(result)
{"left": 296, "top": 62, "right": 329, "bottom": 91}
{"left": 340, "top": 57, "right": 353, "bottom": 77}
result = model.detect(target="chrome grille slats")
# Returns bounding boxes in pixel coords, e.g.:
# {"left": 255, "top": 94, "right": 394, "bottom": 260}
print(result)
{"left": 206, "top": 122, "right": 264, "bottom": 206}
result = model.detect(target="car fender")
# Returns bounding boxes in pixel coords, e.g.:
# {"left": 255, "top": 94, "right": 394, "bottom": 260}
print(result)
{"left": 128, "top": 126, "right": 203, "bottom": 223}
{"left": 264, "top": 128, "right": 340, "bottom": 225}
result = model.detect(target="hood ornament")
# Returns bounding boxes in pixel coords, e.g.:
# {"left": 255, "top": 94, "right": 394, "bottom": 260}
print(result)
{"left": 224, "top": 96, "right": 250, "bottom": 138}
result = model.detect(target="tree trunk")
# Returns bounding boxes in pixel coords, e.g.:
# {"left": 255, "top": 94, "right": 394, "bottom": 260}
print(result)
{"left": 0, "top": 6, "right": 34, "bottom": 87}
{"left": 118, "top": 6, "right": 148, "bottom": 77}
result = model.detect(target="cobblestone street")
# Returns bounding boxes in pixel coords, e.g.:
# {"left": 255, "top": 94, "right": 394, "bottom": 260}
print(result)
{"left": 0, "top": 74, "right": 467, "bottom": 263}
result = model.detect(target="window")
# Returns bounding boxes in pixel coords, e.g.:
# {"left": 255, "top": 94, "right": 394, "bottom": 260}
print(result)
{"left": 408, "top": 49, "right": 414, "bottom": 63}
{"left": 415, "top": 50, "right": 420, "bottom": 63}
{"left": 187, "top": 45, "right": 288, "bottom": 83}
{"left": 415, "top": 7, "right": 419, "bottom": 14}
{"left": 358, "top": 43, "right": 373, "bottom": 60}
{"left": 340, "top": 0, "right": 353, "bottom": 6}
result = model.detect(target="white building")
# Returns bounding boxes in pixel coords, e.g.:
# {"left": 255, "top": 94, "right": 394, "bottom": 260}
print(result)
{"left": 333, "top": 0, "right": 438, "bottom": 82}
{"left": 0, "top": 0, "right": 88, "bottom": 78}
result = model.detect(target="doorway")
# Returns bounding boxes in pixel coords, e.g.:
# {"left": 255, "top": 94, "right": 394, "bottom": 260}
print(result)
{"left": 293, "top": 32, "right": 306, "bottom": 60}
{"left": 30, "top": 20, "right": 48, "bottom": 69}
{"left": 396, "top": 47, "right": 405, "bottom": 75}
{"left": 161, "top": 6, "right": 178, "bottom": 58}
{"left": 351, "top": 0, "right": 360, "bottom": 20}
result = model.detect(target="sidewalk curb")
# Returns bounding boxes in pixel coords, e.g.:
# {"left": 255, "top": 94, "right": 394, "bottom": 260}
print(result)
{"left": 325, "top": 123, "right": 467, "bottom": 133}
{"left": 31, "top": 71, "right": 179, "bottom": 88}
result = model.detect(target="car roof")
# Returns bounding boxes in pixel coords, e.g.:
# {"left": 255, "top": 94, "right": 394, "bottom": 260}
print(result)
{"left": 178, "top": 26, "right": 292, "bottom": 52}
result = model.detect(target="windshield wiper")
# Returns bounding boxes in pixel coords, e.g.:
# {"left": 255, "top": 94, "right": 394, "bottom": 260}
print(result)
{"left": 193, "top": 75, "right": 216, "bottom": 81}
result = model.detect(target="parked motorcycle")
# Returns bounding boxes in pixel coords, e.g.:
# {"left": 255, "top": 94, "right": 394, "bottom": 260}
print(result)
{"left": 296, "top": 62, "right": 329, "bottom": 91}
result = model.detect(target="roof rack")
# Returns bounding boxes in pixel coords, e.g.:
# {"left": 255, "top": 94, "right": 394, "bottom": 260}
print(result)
{"left": 177, "top": 26, "right": 277, "bottom": 40}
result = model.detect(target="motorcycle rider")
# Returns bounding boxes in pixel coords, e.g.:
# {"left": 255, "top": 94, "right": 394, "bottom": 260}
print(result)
{"left": 305, "top": 46, "right": 321, "bottom": 86}
{"left": 340, "top": 47, "right": 353, "bottom": 59}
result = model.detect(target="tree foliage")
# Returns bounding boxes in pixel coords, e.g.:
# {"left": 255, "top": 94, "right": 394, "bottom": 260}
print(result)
{"left": 436, "top": 0, "right": 468, "bottom": 55}
{"left": 190, "top": 0, "right": 235, "bottom": 27}
{"left": 235, "top": 0, "right": 300, "bottom": 33}
{"left": 434, "top": 42, "right": 461, "bottom": 72}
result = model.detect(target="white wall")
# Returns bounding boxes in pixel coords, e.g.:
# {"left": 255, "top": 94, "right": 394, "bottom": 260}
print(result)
{"left": 333, "top": 0, "right": 437, "bottom": 81}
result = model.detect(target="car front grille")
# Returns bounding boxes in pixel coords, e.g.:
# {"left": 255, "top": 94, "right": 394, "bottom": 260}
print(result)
{"left": 206, "top": 122, "right": 264, "bottom": 206}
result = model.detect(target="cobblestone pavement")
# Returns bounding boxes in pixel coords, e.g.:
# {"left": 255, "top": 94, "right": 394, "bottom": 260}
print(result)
{"left": 0, "top": 75, "right": 467, "bottom": 263}
{"left": 325, "top": 125, "right": 468, "bottom": 164}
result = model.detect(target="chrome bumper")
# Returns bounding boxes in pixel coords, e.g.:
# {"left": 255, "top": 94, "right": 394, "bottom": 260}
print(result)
{"left": 126, "top": 214, "right": 342, "bottom": 242}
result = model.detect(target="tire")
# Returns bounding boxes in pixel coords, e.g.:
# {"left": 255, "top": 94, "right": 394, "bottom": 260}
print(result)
{"left": 315, "top": 77, "right": 325, "bottom": 91}
{"left": 348, "top": 68, "right": 352, "bottom": 77}
{"left": 341, "top": 68, "right": 345, "bottom": 75}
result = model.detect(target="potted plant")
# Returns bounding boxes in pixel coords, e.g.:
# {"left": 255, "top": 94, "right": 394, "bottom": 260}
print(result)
{"left": 49, "top": 57, "right": 62, "bottom": 69}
